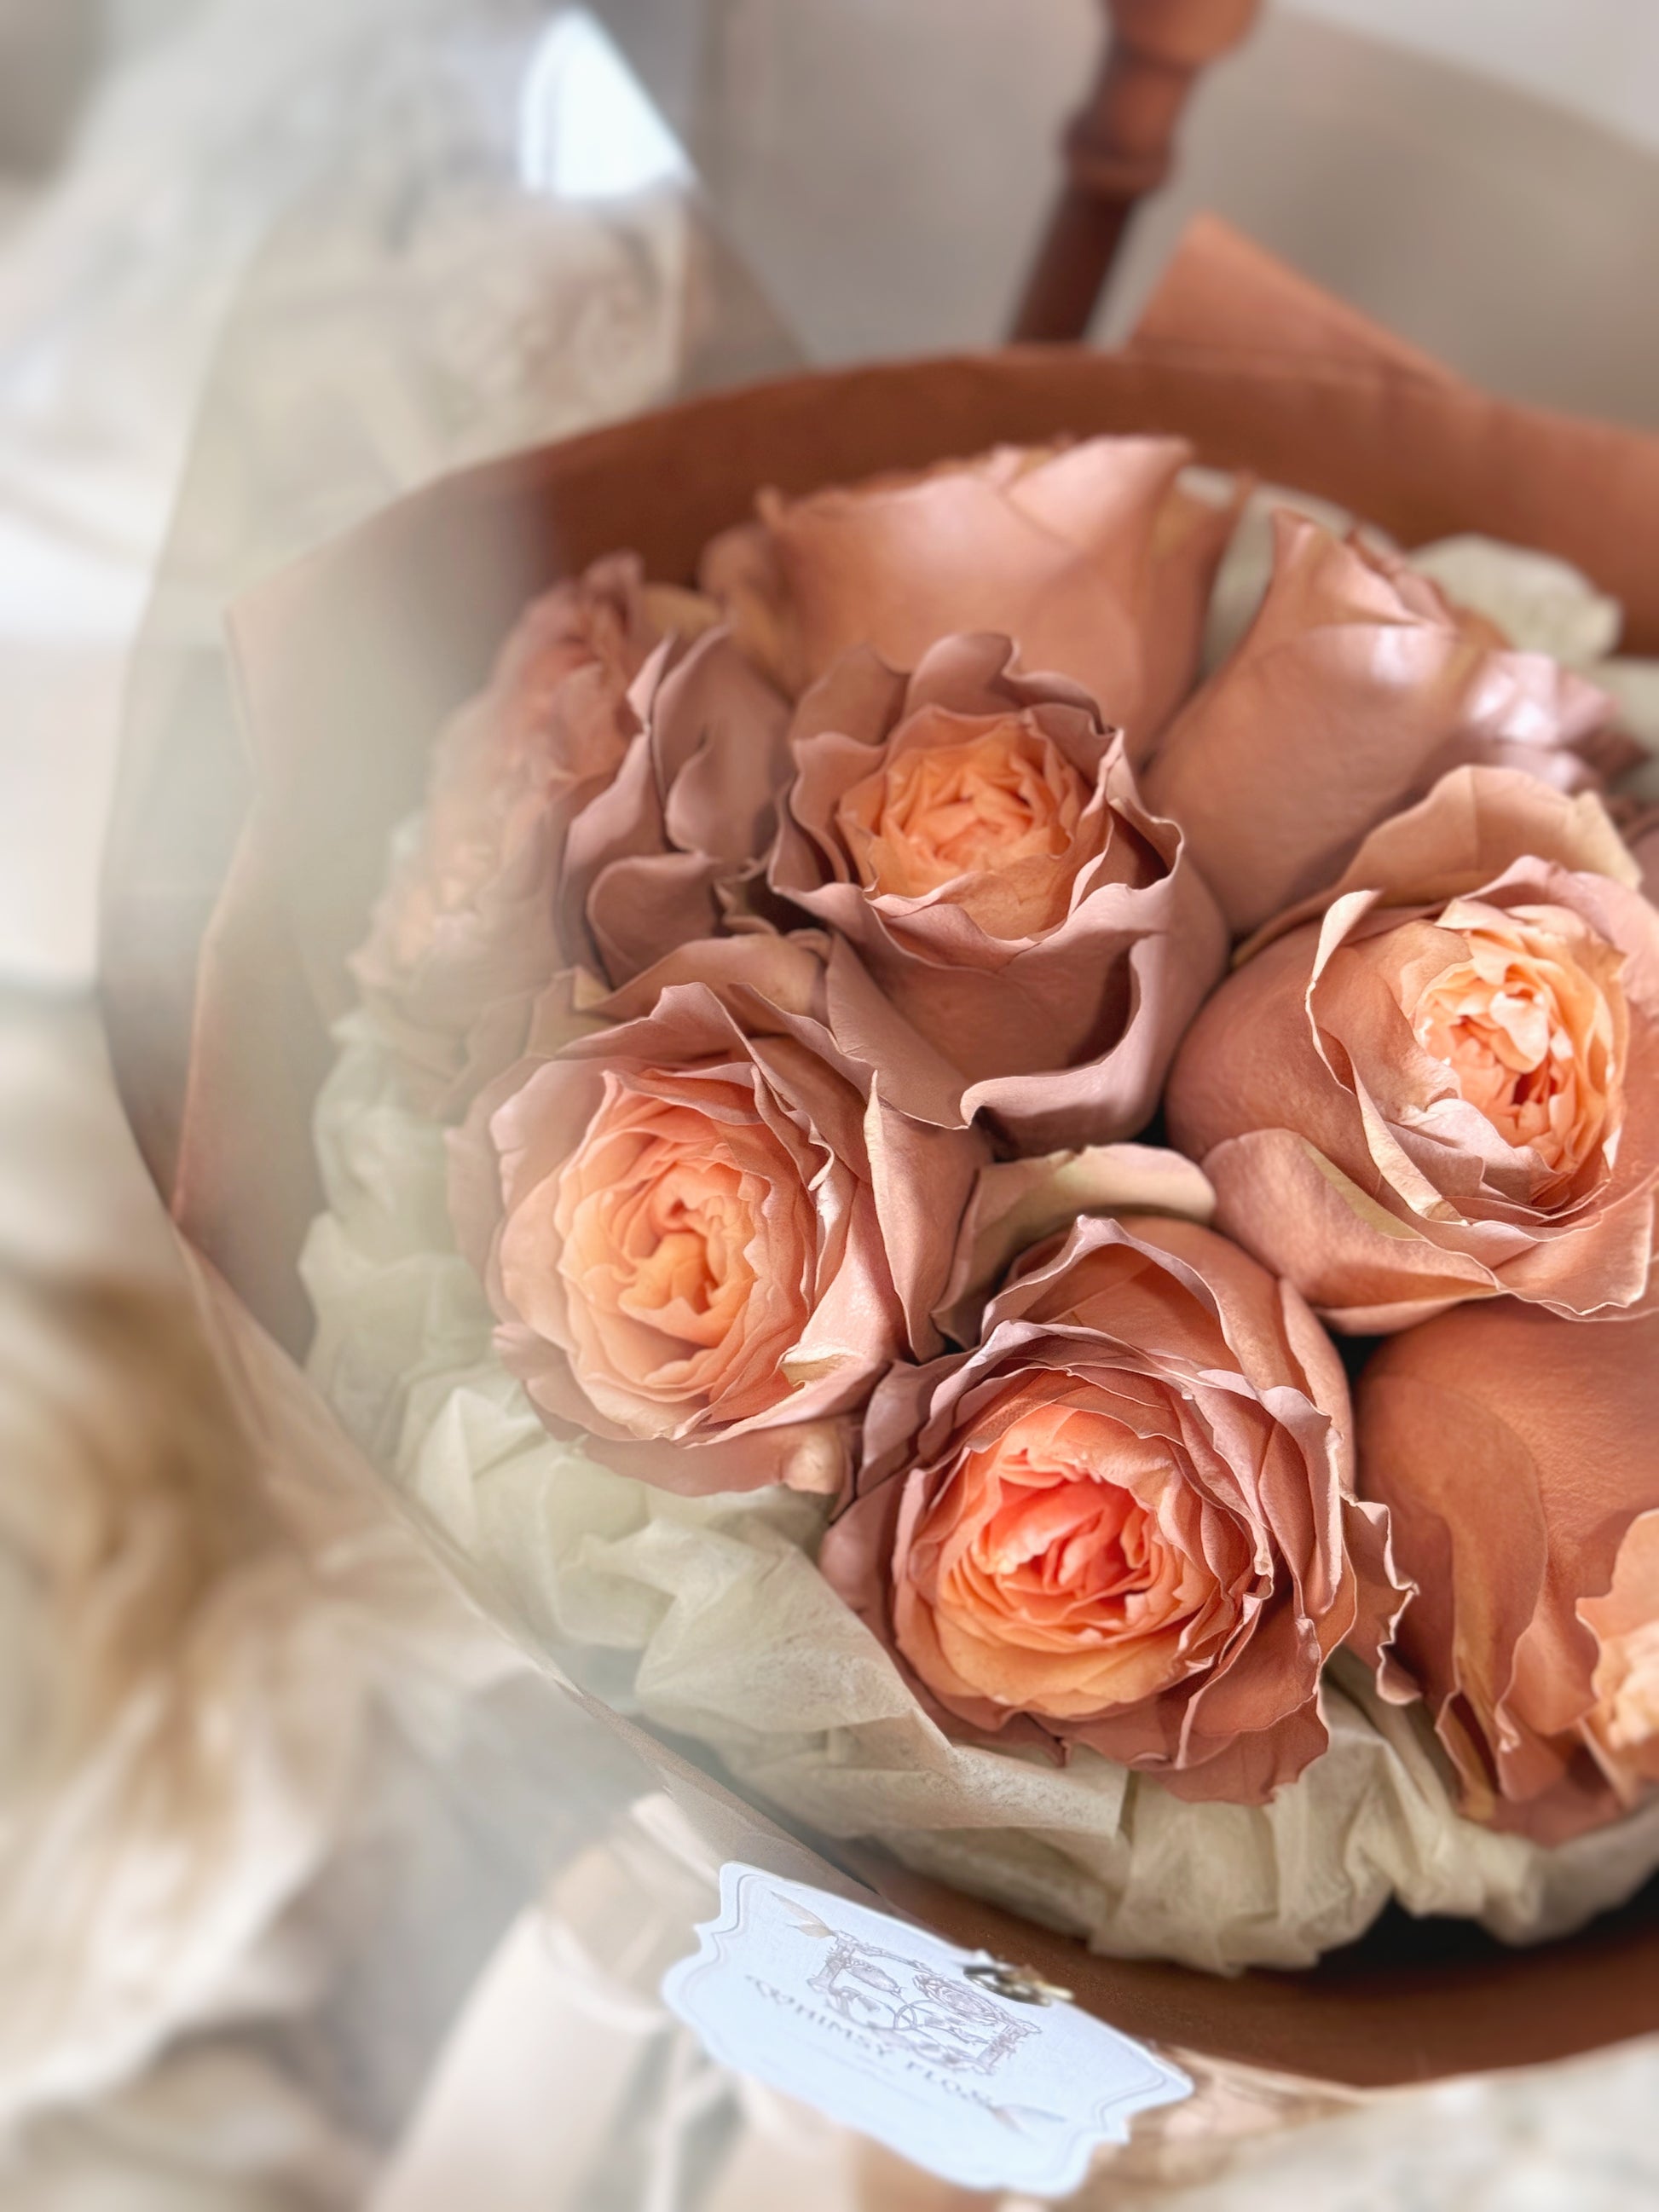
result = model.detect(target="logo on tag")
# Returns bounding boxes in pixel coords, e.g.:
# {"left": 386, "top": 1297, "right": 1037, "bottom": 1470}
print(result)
{"left": 662, "top": 1863, "right": 1191, "bottom": 2196}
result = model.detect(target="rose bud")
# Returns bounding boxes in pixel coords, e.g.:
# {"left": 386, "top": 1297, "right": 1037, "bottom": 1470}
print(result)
{"left": 557, "top": 624, "right": 793, "bottom": 987}
{"left": 820, "top": 1152, "right": 1403, "bottom": 1805}
{"left": 1166, "top": 766, "right": 1659, "bottom": 1331}
{"left": 1357, "top": 1299, "right": 1659, "bottom": 1842}
{"left": 701, "top": 437, "right": 1240, "bottom": 759}
{"left": 1142, "top": 515, "right": 1625, "bottom": 937}
{"left": 354, "top": 556, "right": 716, "bottom": 1110}
{"left": 449, "top": 934, "right": 987, "bottom": 1497}
{"left": 769, "top": 633, "right": 1227, "bottom": 1152}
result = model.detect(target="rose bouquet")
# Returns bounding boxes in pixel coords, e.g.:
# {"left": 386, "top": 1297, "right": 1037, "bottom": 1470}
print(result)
{"left": 106, "top": 222, "right": 1659, "bottom": 2091}
{"left": 289, "top": 382, "right": 1659, "bottom": 1973}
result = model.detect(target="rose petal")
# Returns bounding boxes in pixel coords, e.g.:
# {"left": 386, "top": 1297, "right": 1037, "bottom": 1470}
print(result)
{"left": 1142, "top": 516, "right": 1622, "bottom": 937}
{"left": 702, "top": 437, "right": 1238, "bottom": 753}
{"left": 1357, "top": 1302, "right": 1659, "bottom": 1840}
{"left": 1167, "top": 777, "right": 1659, "bottom": 1330}
{"left": 558, "top": 626, "right": 791, "bottom": 986}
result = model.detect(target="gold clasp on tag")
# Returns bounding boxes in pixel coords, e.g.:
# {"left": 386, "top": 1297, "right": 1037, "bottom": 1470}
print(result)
{"left": 962, "top": 1958, "right": 1074, "bottom": 2007}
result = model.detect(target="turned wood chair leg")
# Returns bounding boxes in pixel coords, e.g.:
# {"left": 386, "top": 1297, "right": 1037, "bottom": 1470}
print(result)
{"left": 1010, "top": 0, "right": 1263, "bottom": 344}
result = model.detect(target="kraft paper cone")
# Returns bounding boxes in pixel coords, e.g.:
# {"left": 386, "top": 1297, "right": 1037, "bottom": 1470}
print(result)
{"left": 101, "top": 218, "right": 1659, "bottom": 2100}
{"left": 1124, "top": 215, "right": 1659, "bottom": 648}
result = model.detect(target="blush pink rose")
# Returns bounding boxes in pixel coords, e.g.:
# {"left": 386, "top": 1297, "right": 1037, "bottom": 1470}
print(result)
{"left": 1357, "top": 1299, "right": 1659, "bottom": 1842}
{"left": 820, "top": 1159, "right": 1402, "bottom": 1803}
{"left": 1166, "top": 768, "right": 1659, "bottom": 1331}
{"left": 769, "top": 633, "right": 1227, "bottom": 1151}
{"left": 1142, "top": 515, "right": 1627, "bottom": 936}
{"left": 353, "top": 556, "right": 715, "bottom": 1109}
{"left": 701, "top": 437, "right": 1240, "bottom": 758}
{"left": 449, "top": 935, "right": 986, "bottom": 1496}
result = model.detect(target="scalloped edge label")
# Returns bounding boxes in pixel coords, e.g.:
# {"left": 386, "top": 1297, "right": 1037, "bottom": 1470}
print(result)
{"left": 662, "top": 1863, "right": 1190, "bottom": 2196}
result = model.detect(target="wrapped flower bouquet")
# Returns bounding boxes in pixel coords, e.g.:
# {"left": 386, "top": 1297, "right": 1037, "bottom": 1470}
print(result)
{"left": 104, "top": 221, "right": 1659, "bottom": 2092}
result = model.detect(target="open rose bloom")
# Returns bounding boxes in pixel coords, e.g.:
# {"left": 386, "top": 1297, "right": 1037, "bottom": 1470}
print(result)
{"left": 1167, "top": 769, "right": 1659, "bottom": 1328}
{"left": 772, "top": 634, "right": 1226, "bottom": 1146}
{"left": 450, "top": 935, "right": 984, "bottom": 1495}
{"left": 106, "top": 225, "right": 1659, "bottom": 2084}
{"left": 824, "top": 1160, "right": 1402, "bottom": 1804}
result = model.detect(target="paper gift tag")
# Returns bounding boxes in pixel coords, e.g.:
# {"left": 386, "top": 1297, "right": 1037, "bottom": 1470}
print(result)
{"left": 662, "top": 1863, "right": 1191, "bottom": 2198}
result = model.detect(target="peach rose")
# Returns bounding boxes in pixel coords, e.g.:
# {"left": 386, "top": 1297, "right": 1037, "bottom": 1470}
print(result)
{"left": 353, "top": 556, "right": 715, "bottom": 1109}
{"left": 820, "top": 1155, "right": 1402, "bottom": 1803}
{"left": 1356, "top": 1300, "right": 1659, "bottom": 1841}
{"left": 1166, "top": 768, "right": 1659, "bottom": 1331}
{"left": 769, "top": 634, "right": 1227, "bottom": 1150}
{"left": 701, "top": 437, "right": 1239, "bottom": 758}
{"left": 1142, "top": 515, "right": 1625, "bottom": 936}
{"left": 449, "top": 935, "right": 987, "bottom": 1496}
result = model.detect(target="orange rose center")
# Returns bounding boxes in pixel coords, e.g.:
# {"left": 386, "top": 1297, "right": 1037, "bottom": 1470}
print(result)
{"left": 915, "top": 1402, "right": 1224, "bottom": 1716}
{"left": 1407, "top": 903, "right": 1625, "bottom": 1177}
{"left": 595, "top": 1151, "right": 758, "bottom": 1349}
{"left": 837, "top": 710, "right": 1095, "bottom": 933}
{"left": 539, "top": 1080, "right": 812, "bottom": 1424}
